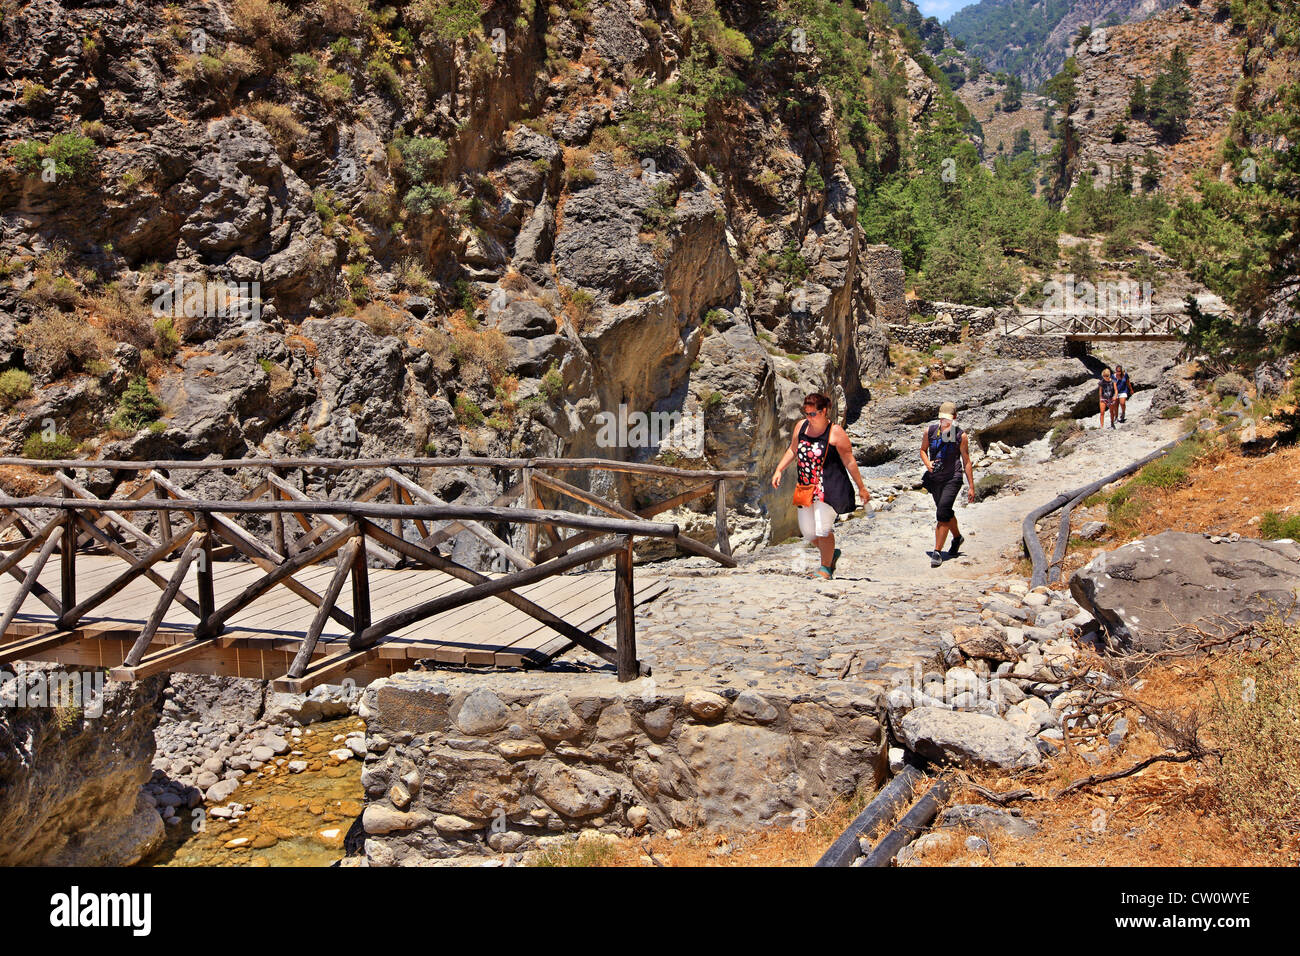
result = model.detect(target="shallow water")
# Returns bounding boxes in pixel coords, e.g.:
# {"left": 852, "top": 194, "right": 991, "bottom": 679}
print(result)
{"left": 143, "top": 716, "right": 365, "bottom": 867}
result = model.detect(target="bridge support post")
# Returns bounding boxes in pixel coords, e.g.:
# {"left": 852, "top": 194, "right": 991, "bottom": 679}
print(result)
{"left": 351, "top": 524, "right": 371, "bottom": 643}
{"left": 714, "top": 479, "right": 732, "bottom": 559}
{"left": 522, "top": 466, "right": 538, "bottom": 561}
{"left": 60, "top": 471, "right": 75, "bottom": 614}
{"left": 198, "top": 515, "right": 215, "bottom": 625}
{"left": 613, "top": 534, "right": 637, "bottom": 682}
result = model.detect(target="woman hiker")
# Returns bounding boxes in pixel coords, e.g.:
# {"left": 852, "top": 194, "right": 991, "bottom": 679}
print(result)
{"left": 770, "top": 392, "right": 870, "bottom": 579}
{"left": 920, "top": 401, "right": 975, "bottom": 568}
{"left": 1099, "top": 366, "right": 1120, "bottom": 429}
{"left": 1114, "top": 364, "right": 1133, "bottom": 423}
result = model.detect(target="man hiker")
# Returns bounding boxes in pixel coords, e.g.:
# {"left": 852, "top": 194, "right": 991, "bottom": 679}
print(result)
{"left": 1099, "top": 367, "right": 1120, "bottom": 429}
{"left": 920, "top": 401, "right": 975, "bottom": 568}
{"left": 771, "top": 392, "right": 870, "bottom": 580}
{"left": 1114, "top": 364, "right": 1133, "bottom": 423}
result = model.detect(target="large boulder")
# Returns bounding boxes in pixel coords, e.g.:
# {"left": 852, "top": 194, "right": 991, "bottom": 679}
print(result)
{"left": 1070, "top": 532, "right": 1300, "bottom": 653}
{"left": 898, "top": 707, "right": 1042, "bottom": 770}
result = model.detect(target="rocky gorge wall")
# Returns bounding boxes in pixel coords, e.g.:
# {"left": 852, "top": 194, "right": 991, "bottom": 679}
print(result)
{"left": 356, "top": 671, "right": 886, "bottom": 863}
{"left": 0, "top": 666, "right": 167, "bottom": 866}
{"left": 0, "top": 0, "right": 925, "bottom": 552}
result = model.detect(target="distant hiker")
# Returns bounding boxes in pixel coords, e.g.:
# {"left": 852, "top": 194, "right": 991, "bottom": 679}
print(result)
{"left": 771, "top": 392, "right": 871, "bottom": 579}
{"left": 1114, "top": 364, "right": 1133, "bottom": 423}
{"left": 1099, "top": 367, "right": 1120, "bottom": 429}
{"left": 920, "top": 401, "right": 975, "bottom": 568}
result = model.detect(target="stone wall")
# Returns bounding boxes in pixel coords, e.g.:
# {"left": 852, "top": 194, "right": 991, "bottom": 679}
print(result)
{"left": 987, "top": 335, "right": 1073, "bottom": 359}
{"left": 862, "top": 245, "right": 907, "bottom": 325}
{"left": 358, "top": 672, "right": 887, "bottom": 864}
{"left": 908, "top": 300, "right": 1000, "bottom": 332}
{"left": 885, "top": 322, "right": 966, "bottom": 352}
{"left": 885, "top": 301, "right": 1004, "bottom": 352}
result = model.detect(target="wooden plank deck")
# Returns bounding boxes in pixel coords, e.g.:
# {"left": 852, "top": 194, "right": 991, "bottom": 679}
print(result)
{"left": 0, "top": 554, "right": 667, "bottom": 677}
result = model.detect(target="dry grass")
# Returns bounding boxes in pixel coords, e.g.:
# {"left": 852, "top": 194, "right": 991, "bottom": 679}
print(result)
{"left": 922, "top": 648, "right": 1297, "bottom": 867}
{"left": 1047, "top": 439, "right": 1300, "bottom": 583}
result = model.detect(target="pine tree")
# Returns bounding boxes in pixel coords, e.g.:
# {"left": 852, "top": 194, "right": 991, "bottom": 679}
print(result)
{"left": 1129, "top": 77, "right": 1148, "bottom": 116}
{"left": 1148, "top": 47, "right": 1192, "bottom": 141}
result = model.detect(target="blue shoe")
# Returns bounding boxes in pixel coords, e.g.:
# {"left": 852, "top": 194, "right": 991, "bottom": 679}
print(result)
{"left": 830, "top": 548, "right": 842, "bottom": 572}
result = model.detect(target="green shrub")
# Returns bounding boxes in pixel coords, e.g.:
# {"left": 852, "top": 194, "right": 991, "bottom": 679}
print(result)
{"left": 23, "top": 431, "right": 77, "bottom": 459}
{"left": 407, "top": 0, "right": 484, "bottom": 43}
{"left": 404, "top": 183, "right": 454, "bottom": 216}
{"left": 0, "top": 369, "right": 33, "bottom": 405}
{"left": 289, "top": 53, "right": 320, "bottom": 83}
{"left": 320, "top": 70, "right": 353, "bottom": 104}
{"left": 540, "top": 362, "right": 563, "bottom": 401}
{"left": 1260, "top": 512, "right": 1300, "bottom": 541}
{"left": 1160, "top": 405, "right": 1184, "bottom": 419}
{"left": 111, "top": 376, "right": 163, "bottom": 432}
{"left": 8, "top": 133, "right": 97, "bottom": 179}
{"left": 974, "top": 472, "right": 1010, "bottom": 497}
{"left": 366, "top": 57, "right": 402, "bottom": 97}
{"left": 454, "top": 393, "right": 485, "bottom": 427}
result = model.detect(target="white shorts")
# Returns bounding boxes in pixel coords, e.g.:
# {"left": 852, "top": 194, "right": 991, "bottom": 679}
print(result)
{"left": 797, "top": 501, "right": 838, "bottom": 543}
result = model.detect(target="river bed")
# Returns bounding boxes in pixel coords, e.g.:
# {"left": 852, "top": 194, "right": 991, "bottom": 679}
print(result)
{"left": 144, "top": 715, "right": 366, "bottom": 867}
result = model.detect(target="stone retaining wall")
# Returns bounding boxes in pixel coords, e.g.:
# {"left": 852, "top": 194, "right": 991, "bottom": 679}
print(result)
{"left": 908, "top": 300, "right": 1001, "bottom": 334}
{"left": 358, "top": 672, "right": 887, "bottom": 864}
{"left": 886, "top": 322, "right": 965, "bottom": 351}
{"left": 987, "top": 335, "right": 1073, "bottom": 359}
{"left": 885, "top": 301, "right": 1003, "bottom": 352}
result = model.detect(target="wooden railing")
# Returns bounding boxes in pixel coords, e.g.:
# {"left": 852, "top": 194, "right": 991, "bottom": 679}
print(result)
{"left": 0, "top": 457, "right": 745, "bottom": 683}
{"left": 1000, "top": 310, "right": 1195, "bottom": 338}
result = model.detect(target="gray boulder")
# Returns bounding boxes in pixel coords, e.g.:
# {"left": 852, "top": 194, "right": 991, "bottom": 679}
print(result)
{"left": 935, "top": 803, "right": 1039, "bottom": 839}
{"left": 1070, "top": 532, "right": 1300, "bottom": 653}
{"left": 898, "top": 707, "right": 1042, "bottom": 770}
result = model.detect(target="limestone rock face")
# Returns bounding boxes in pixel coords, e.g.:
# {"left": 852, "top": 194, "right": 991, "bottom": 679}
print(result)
{"left": 0, "top": 670, "right": 167, "bottom": 866}
{"left": 1070, "top": 533, "right": 1300, "bottom": 653}
{"left": 0, "top": 0, "right": 915, "bottom": 554}
{"left": 899, "top": 707, "right": 1042, "bottom": 770}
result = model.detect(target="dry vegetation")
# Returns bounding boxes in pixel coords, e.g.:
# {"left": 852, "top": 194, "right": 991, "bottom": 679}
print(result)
{"left": 918, "top": 619, "right": 1300, "bottom": 867}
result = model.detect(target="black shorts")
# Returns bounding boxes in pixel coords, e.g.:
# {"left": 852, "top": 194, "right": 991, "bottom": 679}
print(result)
{"left": 929, "top": 475, "right": 963, "bottom": 523}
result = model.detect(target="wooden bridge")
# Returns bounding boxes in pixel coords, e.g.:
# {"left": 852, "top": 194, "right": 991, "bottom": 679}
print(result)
{"left": 1001, "top": 308, "right": 1195, "bottom": 341}
{"left": 0, "top": 457, "right": 743, "bottom": 686}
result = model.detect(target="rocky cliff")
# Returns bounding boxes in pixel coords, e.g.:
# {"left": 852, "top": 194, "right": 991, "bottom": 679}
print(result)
{"left": 0, "top": 0, "right": 927, "bottom": 547}
{"left": 1063, "top": 1, "right": 1239, "bottom": 195}
{"left": 0, "top": 666, "right": 167, "bottom": 865}
{"left": 947, "top": 0, "right": 1181, "bottom": 84}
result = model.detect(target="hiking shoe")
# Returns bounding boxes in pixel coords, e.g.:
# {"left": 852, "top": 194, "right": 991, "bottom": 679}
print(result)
{"left": 929, "top": 550, "right": 943, "bottom": 568}
{"left": 948, "top": 534, "right": 964, "bottom": 556}
{"left": 814, "top": 565, "right": 834, "bottom": 580}
{"left": 1110, "top": 421, "right": 1116, "bottom": 429}
{"left": 830, "top": 548, "right": 842, "bottom": 572}
{"left": 1119, "top": 413, "right": 1126, "bottom": 422}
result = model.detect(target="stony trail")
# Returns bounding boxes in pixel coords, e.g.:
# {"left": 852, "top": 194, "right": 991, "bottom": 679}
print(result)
{"left": 574, "top": 383, "right": 1184, "bottom": 699}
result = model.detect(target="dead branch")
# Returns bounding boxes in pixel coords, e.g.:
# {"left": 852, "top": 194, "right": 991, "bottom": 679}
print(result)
{"left": 1054, "top": 751, "right": 1210, "bottom": 798}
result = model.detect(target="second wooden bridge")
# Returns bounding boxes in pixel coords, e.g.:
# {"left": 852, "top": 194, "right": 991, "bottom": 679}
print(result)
{"left": 0, "top": 456, "right": 744, "bottom": 686}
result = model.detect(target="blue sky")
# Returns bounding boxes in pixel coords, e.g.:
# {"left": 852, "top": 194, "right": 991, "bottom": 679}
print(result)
{"left": 913, "top": 0, "right": 975, "bottom": 21}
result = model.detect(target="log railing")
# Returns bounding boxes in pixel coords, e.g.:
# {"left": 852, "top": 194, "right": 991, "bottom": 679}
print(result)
{"left": 999, "top": 309, "right": 1197, "bottom": 338}
{"left": 0, "top": 457, "right": 745, "bottom": 683}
